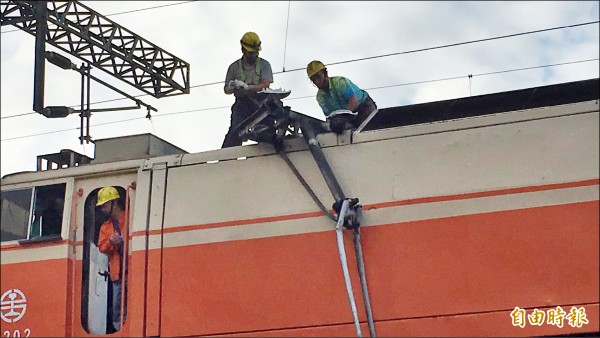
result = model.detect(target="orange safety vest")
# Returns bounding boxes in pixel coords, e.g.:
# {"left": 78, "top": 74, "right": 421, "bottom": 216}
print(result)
{"left": 98, "top": 213, "right": 127, "bottom": 281}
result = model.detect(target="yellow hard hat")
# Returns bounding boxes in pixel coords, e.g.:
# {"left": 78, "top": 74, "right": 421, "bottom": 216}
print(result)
{"left": 307, "top": 60, "right": 326, "bottom": 78}
{"left": 96, "top": 186, "right": 119, "bottom": 206}
{"left": 240, "top": 32, "right": 262, "bottom": 52}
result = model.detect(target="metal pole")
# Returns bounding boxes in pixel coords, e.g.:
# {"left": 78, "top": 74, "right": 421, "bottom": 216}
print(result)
{"left": 336, "top": 199, "right": 362, "bottom": 337}
{"left": 32, "top": 1, "right": 47, "bottom": 113}
{"left": 80, "top": 64, "right": 85, "bottom": 144}
{"left": 354, "top": 228, "right": 376, "bottom": 337}
{"left": 85, "top": 64, "right": 91, "bottom": 143}
{"left": 278, "top": 150, "right": 337, "bottom": 222}
{"left": 299, "top": 118, "right": 346, "bottom": 202}
{"left": 72, "top": 66, "right": 157, "bottom": 113}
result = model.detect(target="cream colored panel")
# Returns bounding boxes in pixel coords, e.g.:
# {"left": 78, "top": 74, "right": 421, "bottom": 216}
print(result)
{"left": 353, "top": 100, "right": 598, "bottom": 143}
{"left": 75, "top": 244, "right": 83, "bottom": 260}
{"left": 146, "top": 164, "right": 168, "bottom": 254}
{"left": 130, "top": 168, "right": 152, "bottom": 233}
{"left": 331, "top": 111, "right": 599, "bottom": 202}
{"left": 159, "top": 184, "right": 598, "bottom": 248}
{"left": 131, "top": 236, "right": 147, "bottom": 252}
{"left": 161, "top": 215, "right": 334, "bottom": 249}
{"left": 1, "top": 244, "right": 70, "bottom": 264}
{"left": 164, "top": 133, "right": 338, "bottom": 169}
{"left": 362, "top": 184, "right": 599, "bottom": 228}
{"left": 2, "top": 158, "right": 143, "bottom": 186}
{"left": 163, "top": 111, "right": 598, "bottom": 230}
{"left": 164, "top": 151, "right": 334, "bottom": 228}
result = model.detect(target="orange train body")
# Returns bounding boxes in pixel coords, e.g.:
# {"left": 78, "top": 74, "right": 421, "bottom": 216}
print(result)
{"left": 1, "top": 79, "right": 598, "bottom": 337}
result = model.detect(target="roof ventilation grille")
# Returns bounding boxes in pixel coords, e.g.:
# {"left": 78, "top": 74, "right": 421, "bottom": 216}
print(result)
{"left": 37, "top": 149, "right": 92, "bottom": 171}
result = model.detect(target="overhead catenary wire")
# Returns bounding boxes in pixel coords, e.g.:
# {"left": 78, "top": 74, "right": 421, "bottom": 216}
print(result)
{"left": 324, "top": 21, "right": 599, "bottom": 69}
{"left": 2, "top": 20, "right": 596, "bottom": 120}
{"left": 0, "top": 1, "right": 197, "bottom": 34}
{"left": 1, "top": 58, "right": 598, "bottom": 141}
{"left": 363, "top": 58, "right": 599, "bottom": 92}
{"left": 2, "top": 116, "right": 143, "bottom": 141}
{"left": 2, "top": 58, "right": 597, "bottom": 122}
{"left": 102, "top": 0, "right": 196, "bottom": 17}
{"left": 282, "top": 1, "right": 292, "bottom": 72}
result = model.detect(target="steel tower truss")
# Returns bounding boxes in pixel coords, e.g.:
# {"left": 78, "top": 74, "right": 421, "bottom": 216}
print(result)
{"left": 1, "top": 0, "right": 190, "bottom": 98}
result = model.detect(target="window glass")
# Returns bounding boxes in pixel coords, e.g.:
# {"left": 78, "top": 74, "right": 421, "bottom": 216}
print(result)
{"left": 31, "top": 184, "right": 66, "bottom": 239}
{"left": 1, "top": 188, "right": 33, "bottom": 241}
{"left": 1, "top": 183, "right": 66, "bottom": 242}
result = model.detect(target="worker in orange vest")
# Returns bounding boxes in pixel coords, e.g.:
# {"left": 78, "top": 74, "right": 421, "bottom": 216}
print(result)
{"left": 97, "top": 186, "right": 127, "bottom": 332}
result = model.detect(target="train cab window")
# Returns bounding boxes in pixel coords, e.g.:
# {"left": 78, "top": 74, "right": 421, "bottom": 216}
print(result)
{"left": 1, "top": 183, "right": 66, "bottom": 243}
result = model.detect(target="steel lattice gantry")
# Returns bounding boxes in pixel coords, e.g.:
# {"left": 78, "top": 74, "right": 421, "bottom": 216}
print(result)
{"left": 1, "top": 0, "right": 190, "bottom": 98}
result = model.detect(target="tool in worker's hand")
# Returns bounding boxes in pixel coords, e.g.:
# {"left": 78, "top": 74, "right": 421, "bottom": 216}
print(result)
{"left": 229, "top": 79, "right": 249, "bottom": 90}
{"left": 257, "top": 88, "right": 291, "bottom": 99}
{"left": 328, "top": 110, "right": 357, "bottom": 134}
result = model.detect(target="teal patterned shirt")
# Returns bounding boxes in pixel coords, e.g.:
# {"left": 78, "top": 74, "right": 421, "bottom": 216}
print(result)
{"left": 316, "top": 76, "right": 368, "bottom": 116}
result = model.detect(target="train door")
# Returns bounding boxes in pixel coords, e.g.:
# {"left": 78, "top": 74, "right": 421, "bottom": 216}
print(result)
{"left": 80, "top": 185, "right": 128, "bottom": 335}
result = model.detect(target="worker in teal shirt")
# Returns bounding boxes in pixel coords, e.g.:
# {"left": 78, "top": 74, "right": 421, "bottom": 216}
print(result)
{"left": 307, "top": 60, "right": 377, "bottom": 132}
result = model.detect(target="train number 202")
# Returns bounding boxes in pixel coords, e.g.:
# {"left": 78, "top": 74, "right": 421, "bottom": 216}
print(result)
{"left": 3, "top": 329, "right": 31, "bottom": 338}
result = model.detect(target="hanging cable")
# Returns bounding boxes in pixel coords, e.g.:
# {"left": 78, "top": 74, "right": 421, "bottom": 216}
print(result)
{"left": 278, "top": 150, "right": 337, "bottom": 221}
{"left": 336, "top": 200, "right": 362, "bottom": 337}
{"left": 279, "top": 128, "right": 374, "bottom": 337}
{"left": 278, "top": 121, "right": 375, "bottom": 337}
{"left": 353, "top": 228, "right": 376, "bottom": 337}
{"left": 1, "top": 1, "right": 197, "bottom": 34}
{"left": 282, "top": 1, "right": 291, "bottom": 72}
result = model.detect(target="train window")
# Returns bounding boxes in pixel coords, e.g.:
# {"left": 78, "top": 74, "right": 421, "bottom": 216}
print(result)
{"left": 1, "top": 188, "right": 32, "bottom": 241}
{"left": 0, "top": 183, "right": 66, "bottom": 242}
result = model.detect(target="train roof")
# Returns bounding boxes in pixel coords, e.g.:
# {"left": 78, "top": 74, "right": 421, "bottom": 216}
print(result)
{"left": 361, "top": 78, "right": 599, "bottom": 131}
{"left": 2, "top": 78, "right": 598, "bottom": 183}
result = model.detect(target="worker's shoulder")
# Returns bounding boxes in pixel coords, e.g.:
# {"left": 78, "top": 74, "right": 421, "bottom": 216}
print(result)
{"left": 329, "top": 76, "right": 353, "bottom": 87}
{"left": 330, "top": 75, "right": 350, "bottom": 82}
{"left": 258, "top": 57, "right": 272, "bottom": 67}
{"left": 226, "top": 59, "right": 240, "bottom": 69}
{"left": 99, "top": 219, "right": 113, "bottom": 230}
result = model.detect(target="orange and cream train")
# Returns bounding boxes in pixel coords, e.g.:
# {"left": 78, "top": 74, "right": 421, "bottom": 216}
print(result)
{"left": 1, "top": 79, "right": 598, "bottom": 337}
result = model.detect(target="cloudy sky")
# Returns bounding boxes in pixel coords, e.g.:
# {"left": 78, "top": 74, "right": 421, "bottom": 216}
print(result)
{"left": 1, "top": 1, "right": 599, "bottom": 177}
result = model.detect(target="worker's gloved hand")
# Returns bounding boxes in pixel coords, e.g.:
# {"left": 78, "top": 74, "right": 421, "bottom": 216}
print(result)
{"left": 110, "top": 233, "right": 123, "bottom": 246}
{"left": 329, "top": 116, "right": 350, "bottom": 134}
{"left": 230, "top": 79, "right": 249, "bottom": 90}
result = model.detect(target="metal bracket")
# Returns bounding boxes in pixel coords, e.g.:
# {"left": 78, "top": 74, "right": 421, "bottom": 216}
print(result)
{"left": 235, "top": 94, "right": 298, "bottom": 150}
{"left": 235, "top": 98, "right": 363, "bottom": 229}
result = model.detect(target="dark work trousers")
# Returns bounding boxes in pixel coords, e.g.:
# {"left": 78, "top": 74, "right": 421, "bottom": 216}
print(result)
{"left": 353, "top": 95, "right": 378, "bottom": 128}
{"left": 222, "top": 98, "right": 260, "bottom": 148}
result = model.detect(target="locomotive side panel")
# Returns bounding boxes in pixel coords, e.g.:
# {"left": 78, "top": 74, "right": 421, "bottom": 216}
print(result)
{"left": 154, "top": 104, "right": 599, "bottom": 336}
